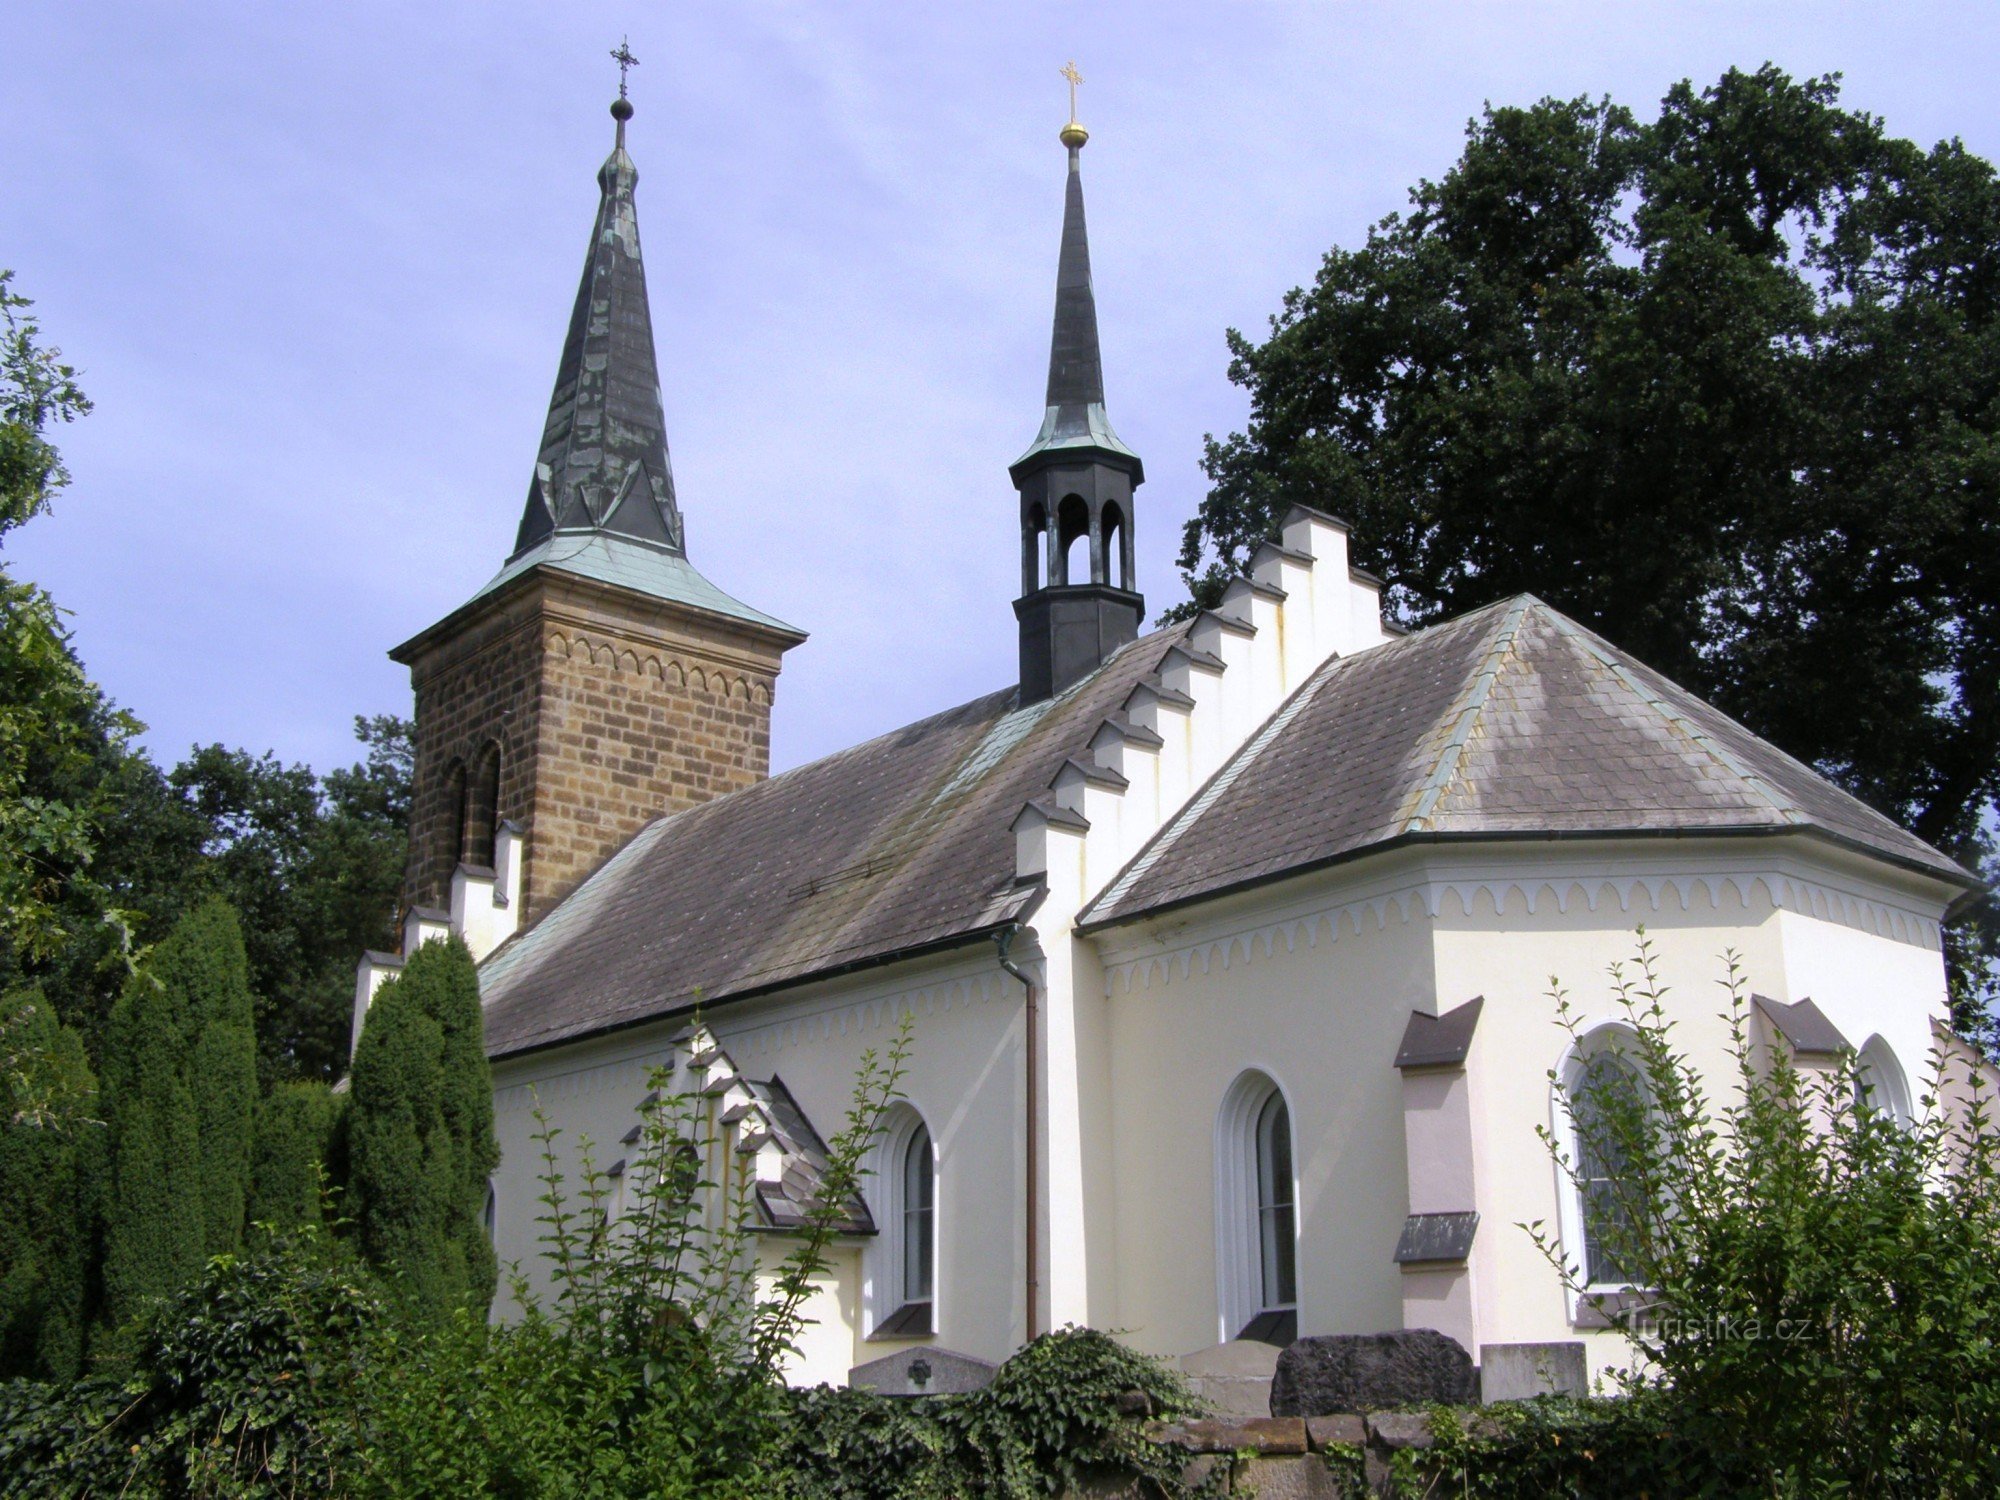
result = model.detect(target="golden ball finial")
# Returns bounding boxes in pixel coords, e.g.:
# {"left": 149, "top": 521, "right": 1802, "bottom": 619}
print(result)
{"left": 1060, "top": 120, "right": 1089, "bottom": 149}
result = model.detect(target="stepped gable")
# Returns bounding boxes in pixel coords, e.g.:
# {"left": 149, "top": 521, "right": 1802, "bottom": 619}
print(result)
{"left": 479, "top": 624, "right": 1188, "bottom": 1059}
{"left": 1082, "top": 595, "right": 1975, "bottom": 929}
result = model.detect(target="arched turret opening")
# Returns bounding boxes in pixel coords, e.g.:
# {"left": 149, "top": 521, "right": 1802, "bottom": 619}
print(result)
{"left": 1057, "top": 493, "right": 1091, "bottom": 586}
{"left": 1102, "top": 501, "right": 1127, "bottom": 589}
{"left": 1024, "top": 502, "right": 1049, "bottom": 592}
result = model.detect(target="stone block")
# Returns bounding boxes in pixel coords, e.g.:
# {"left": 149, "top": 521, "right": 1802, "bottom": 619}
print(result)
{"left": 1144, "top": 1416, "right": 1307, "bottom": 1454}
{"left": 1270, "top": 1330, "right": 1476, "bottom": 1416}
{"left": 848, "top": 1345, "right": 996, "bottom": 1396}
{"left": 1478, "top": 1341, "right": 1588, "bottom": 1402}
{"left": 1235, "top": 1454, "right": 1349, "bottom": 1498}
{"left": 1363, "top": 1412, "right": 1434, "bottom": 1451}
{"left": 1304, "top": 1413, "right": 1367, "bottom": 1451}
{"left": 1178, "top": 1338, "right": 1280, "bottom": 1418}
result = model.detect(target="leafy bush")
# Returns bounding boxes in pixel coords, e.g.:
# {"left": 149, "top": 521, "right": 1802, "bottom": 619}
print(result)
{"left": 0, "top": 1229, "right": 380, "bottom": 1498}
{"left": 774, "top": 1325, "right": 1201, "bottom": 1500}
{"left": 1528, "top": 937, "right": 2000, "bottom": 1495}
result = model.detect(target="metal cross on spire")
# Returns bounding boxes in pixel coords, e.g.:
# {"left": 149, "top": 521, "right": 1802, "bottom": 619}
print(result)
{"left": 1060, "top": 60, "right": 1083, "bottom": 124}
{"left": 612, "top": 38, "right": 640, "bottom": 99}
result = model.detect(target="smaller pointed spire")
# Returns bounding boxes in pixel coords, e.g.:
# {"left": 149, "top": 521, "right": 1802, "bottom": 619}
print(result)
{"left": 1015, "top": 65, "right": 1138, "bottom": 473}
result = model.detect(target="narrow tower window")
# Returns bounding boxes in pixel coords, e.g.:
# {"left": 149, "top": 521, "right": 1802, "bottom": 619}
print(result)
{"left": 870, "top": 1105, "right": 936, "bottom": 1338}
{"left": 1560, "top": 1036, "right": 1645, "bottom": 1290}
{"left": 1057, "top": 494, "right": 1091, "bottom": 586}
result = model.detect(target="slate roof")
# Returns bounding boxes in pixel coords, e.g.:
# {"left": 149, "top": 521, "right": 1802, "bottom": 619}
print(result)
{"left": 479, "top": 626, "right": 1188, "bottom": 1059}
{"left": 743, "top": 1075, "right": 874, "bottom": 1233}
{"left": 1081, "top": 595, "right": 1975, "bottom": 928}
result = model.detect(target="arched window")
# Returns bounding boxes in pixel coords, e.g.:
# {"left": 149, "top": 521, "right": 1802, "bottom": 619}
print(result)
{"left": 438, "top": 759, "right": 467, "bottom": 897}
{"left": 869, "top": 1105, "right": 935, "bottom": 1338}
{"left": 1255, "top": 1092, "right": 1297, "bottom": 1314}
{"left": 1557, "top": 1029, "right": 1645, "bottom": 1291}
{"left": 1855, "top": 1036, "right": 1913, "bottom": 1128}
{"left": 901, "top": 1122, "right": 935, "bottom": 1307}
{"left": 1216, "top": 1071, "right": 1299, "bottom": 1346}
{"left": 466, "top": 741, "right": 502, "bottom": 868}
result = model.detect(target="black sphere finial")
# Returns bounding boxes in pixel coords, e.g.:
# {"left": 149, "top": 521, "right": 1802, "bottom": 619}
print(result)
{"left": 611, "top": 96, "right": 634, "bottom": 123}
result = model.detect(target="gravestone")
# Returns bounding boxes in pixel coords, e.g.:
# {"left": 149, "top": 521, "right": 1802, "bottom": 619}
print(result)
{"left": 1478, "top": 1342, "right": 1588, "bottom": 1402}
{"left": 1177, "top": 1339, "right": 1281, "bottom": 1418}
{"left": 1269, "top": 1330, "right": 1476, "bottom": 1416}
{"left": 848, "top": 1345, "right": 997, "bottom": 1397}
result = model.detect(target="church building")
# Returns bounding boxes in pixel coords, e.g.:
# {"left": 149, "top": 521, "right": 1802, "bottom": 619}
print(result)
{"left": 355, "top": 81, "right": 1984, "bottom": 1390}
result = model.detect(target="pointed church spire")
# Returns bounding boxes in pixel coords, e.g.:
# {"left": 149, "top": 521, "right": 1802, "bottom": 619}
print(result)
{"left": 512, "top": 60, "right": 685, "bottom": 560}
{"left": 1016, "top": 64, "right": 1139, "bottom": 473}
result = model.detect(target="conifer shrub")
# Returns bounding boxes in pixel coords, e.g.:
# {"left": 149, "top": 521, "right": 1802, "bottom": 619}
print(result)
{"left": 166, "top": 898, "right": 260, "bottom": 1258}
{"left": 0, "top": 989, "right": 96, "bottom": 1380}
{"left": 97, "top": 930, "right": 206, "bottom": 1343}
{"left": 248, "top": 1079, "right": 341, "bottom": 1231}
{"left": 345, "top": 937, "right": 497, "bottom": 1318}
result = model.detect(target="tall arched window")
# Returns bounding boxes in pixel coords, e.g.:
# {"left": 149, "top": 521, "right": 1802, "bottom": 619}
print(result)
{"left": 869, "top": 1105, "right": 935, "bottom": 1338}
{"left": 1255, "top": 1092, "right": 1297, "bottom": 1314}
{"left": 1558, "top": 1030, "right": 1645, "bottom": 1291}
{"left": 901, "top": 1122, "right": 935, "bottom": 1307}
{"left": 1057, "top": 493, "right": 1091, "bottom": 586}
{"left": 1855, "top": 1036, "right": 1913, "bottom": 1129}
{"left": 437, "top": 759, "right": 467, "bottom": 897}
{"left": 1216, "top": 1071, "right": 1299, "bottom": 1346}
{"left": 466, "top": 741, "right": 502, "bottom": 867}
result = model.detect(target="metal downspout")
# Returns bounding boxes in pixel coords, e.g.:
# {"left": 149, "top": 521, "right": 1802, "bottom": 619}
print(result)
{"left": 995, "top": 924, "right": 1040, "bottom": 1342}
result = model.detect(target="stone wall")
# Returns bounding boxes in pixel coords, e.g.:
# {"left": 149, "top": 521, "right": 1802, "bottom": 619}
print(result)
{"left": 396, "top": 568, "right": 789, "bottom": 924}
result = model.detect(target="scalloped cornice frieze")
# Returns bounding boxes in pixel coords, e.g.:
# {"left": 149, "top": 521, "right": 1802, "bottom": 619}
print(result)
{"left": 1101, "top": 868, "right": 1942, "bottom": 996}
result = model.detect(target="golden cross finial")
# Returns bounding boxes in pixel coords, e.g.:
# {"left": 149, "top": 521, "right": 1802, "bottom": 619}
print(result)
{"left": 1060, "top": 60, "right": 1083, "bottom": 124}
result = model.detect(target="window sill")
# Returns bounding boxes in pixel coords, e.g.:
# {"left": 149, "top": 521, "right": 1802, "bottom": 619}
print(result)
{"left": 1571, "top": 1288, "right": 1658, "bottom": 1330}
{"left": 868, "top": 1301, "right": 933, "bottom": 1341}
{"left": 1236, "top": 1307, "right": 1297, "bottom": 1347}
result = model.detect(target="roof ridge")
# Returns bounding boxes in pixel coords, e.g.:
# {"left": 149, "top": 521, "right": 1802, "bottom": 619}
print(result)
{"left": 1537, "top": 607, "right": 1806, "bottom": 827}
{"left": 1399, "top": 597, "right": 1533, "bottom": 833}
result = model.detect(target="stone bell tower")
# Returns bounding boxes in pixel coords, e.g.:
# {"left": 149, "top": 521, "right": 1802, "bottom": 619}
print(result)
{"left": 385, "top": 79, "right": 805, "bottom": 962}
{"left": 1011, "top": 86, "right": 1144, "bottom": 703}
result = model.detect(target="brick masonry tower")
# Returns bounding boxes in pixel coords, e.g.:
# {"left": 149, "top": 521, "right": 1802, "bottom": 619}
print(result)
{"left": 391, "top": 83, "right": 805, "bottom": 932}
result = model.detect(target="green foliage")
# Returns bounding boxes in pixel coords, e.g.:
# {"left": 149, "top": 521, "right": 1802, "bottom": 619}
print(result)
{"left": 98, "top": 927, "right": 207, "bottom": 1342}
{"left": 0, "top": 1230, "right": 382, "bottom": 1499}
{"left": 158, "top": 899, "right": 260, "bottom": 1257}
{"left": 0, "top": 269, "right": 90, "bottom": 539}
{"left": 1421, "top": 1392, "right": 1753, "bottom": 1497}
{"left": 0, "top": 990, "right": 97, "bottom": 1380}
{"left": 345, "top": 938, "right": 496, "bottom": 1319}
{"left": 1527, "top": 936, "right": 2000, "bottom": 1494}
{"left": 776, "top": 1327, "right": 1202, "bottom": 1500}
{"left": 1181, "top": 67, "right": 2000, "bottom": 1029}
{"left": 248, "top": 1080, "right": 341, "bottom": 1232}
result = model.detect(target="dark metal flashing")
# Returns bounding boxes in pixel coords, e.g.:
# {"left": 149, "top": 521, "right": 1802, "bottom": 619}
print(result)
{"left": 1200, "top": 609, "right": 1256, "bottom": 639}
{"left": 1237, "top": 1308, "right": 1298, "bottom": 1348}
{"left": 1395, "top": 997, "right": 1485, "bottom": 1071}
{"left": 1279, "top": 502, "right": 1354, "bottom": 535}
{"left": 1056, "top": 756, "right": 1128, "bottom": 790}
{"left": 1394, "top": 1211, "right": 1480, "bottom": 1265}
{"left": 869, "top": 1301, "right": 934, "bottom": 1340}
{"left": 1753, "top": 994, "right": 1851, "bottom": 1057}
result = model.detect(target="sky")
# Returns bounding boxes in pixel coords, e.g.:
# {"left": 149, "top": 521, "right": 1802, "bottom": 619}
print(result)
{"left": 6, "top": 2, "right": 2000, "bottom": 778}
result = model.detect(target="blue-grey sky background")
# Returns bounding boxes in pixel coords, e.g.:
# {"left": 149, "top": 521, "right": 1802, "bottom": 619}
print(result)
{"left": 6, "top": 3, "right": 1998, "bottom": 777}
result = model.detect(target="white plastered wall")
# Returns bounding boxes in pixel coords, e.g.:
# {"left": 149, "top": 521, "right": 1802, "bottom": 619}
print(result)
{"left": 485, "top": 946, "right": 1030, "bottom": 1384}
{"left": 1431, "top": 840, "right": 1953, "bottom": 1387}
{"left": 1092, "top": 869, "right": 1437, "bottom": 1358}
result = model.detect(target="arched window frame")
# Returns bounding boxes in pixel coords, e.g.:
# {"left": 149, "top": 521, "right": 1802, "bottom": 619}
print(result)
{"left": 1215, "top": 1070, "right": 1299, "bottom": 1346}
{"left": 866, "top": 1103, "right": 936, "bottom": 1340}
{"left": 1552, "top": 1023, "right": 1647, "bottom": 1306}
{"left": 1855, "top": 1035, "right": 1914, "bottom": 1129}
